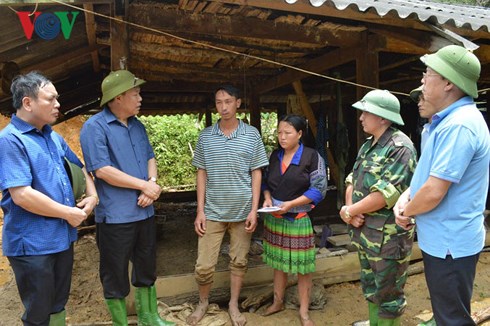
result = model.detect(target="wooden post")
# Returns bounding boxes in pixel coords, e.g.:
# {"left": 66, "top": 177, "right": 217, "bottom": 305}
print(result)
{"left": 292, "top": 80, "right": 340, "bottom": 187}
{"left": 83, "top": 4, "right": 100, "bottom": 73}
{"left": 355, "top": 34, "right": 380, "bottom": 150}
{"left": 249, "top": 89, "right": 261, "bottom": 134}
{"left": 292, "top": 81, "right": 317, "bottom": 134}
{"left": 110, "top": 1, "right": 129, "bottom": 71}
{"left": 205, "top": 106, "right": 212, "bottom": 127}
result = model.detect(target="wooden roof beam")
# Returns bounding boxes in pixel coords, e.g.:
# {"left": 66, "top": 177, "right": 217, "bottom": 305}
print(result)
{"left": 142, "top": 81, "right": 225, "bottom": 93}
{"left": 0, "top": 67, "right": 102, "bottom": 114}
{"left": 374, "top": 29, "right": 490, "bottom": 64}
{"left": 475, "top": 45, "right": 490, "bottom": 65}
{"left": 213, "top": 0, "right": 489, "bottom": 39}
{"left": 21, "top": 44, "right": 106, "bottom": 73}
{"left": 131, "top": 31, "right": 324, "bottom": 54}
{"left": 371, "top": 26, "right": 453, "bottom": 54}
{"left": 254, "top": 46, "right": 359, "bottom": 94}
{"left": 130, "top": 57, "right": 279, "bottom": 77}
{"left": 129, "top": 3, "right": 363, "bottom": 47}
{"left": 0, "top": 0, "right": 111, "bottom": 5}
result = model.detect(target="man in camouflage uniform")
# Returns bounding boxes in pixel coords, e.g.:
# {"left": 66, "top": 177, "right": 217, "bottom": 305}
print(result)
{"left": 339, "top": 89, "right": 417, "bottom": 326}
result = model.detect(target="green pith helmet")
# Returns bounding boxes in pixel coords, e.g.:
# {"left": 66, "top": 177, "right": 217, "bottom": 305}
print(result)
{"left": 352, "top": 89, "right": 404, "bottom": 125}
{"left": 421, "top": 45, "right": 480, "bottom": 98}
{"left": 410, "top": 86, "right": 423, "bottom": 103}
{"left": 100, "top": 70, "right": 146, "bottom": 106}
{"left": 64, "top": 158, "right": 86, "bottom": 201}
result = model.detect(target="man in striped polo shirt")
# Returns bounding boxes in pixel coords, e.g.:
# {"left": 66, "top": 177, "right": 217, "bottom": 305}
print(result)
{"left": 187, "top": 85, "right": 269, "bottom": 326}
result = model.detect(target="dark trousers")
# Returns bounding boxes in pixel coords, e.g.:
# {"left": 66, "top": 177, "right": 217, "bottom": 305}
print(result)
{"left": 96, "top": 216, "right": 157, "bottom": 299}
{"left": 8, "top": 245, "right": 74, "bottom": 326}
{"left": 422, "top": 250, "right": 479, "bottom": 326}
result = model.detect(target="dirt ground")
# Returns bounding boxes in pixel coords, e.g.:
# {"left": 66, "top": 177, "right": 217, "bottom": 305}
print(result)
{"left": 0, "top": 116, "right": 489, "bottom": 326}
{"left": 0, "top": 209, "right": 490, "bottom": 326}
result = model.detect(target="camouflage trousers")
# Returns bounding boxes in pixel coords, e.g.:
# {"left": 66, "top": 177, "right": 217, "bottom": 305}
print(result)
{"left": 357, "top": 245, "right": 411, "bottom": 318}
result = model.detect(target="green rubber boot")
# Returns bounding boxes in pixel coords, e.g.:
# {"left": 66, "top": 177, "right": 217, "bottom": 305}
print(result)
{"left": 378, "top": 316, "right": 401, "bottom": 326}
{"left": 135, "top": 286, "right": 175, "bottom": 326}
{"left": 417, "top": 317, "right": 437, "bottom": 326}
{"left": 105, "top": 298, "right": 128, "bottom": 326}
{"left": 368, "top": 302, "right": 379, "bottom": 326}
{"left": 48, "top": 310, "right": 66, "bottom": 326}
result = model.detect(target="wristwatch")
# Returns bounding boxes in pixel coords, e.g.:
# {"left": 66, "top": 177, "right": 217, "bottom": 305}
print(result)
{"left": 149, "top": 177, "right": 157, "bottom": 182}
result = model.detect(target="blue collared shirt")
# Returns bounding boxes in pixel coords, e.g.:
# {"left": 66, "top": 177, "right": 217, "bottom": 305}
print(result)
{"left": 410, "top": 97, "right": 490, "bottom": 259}
{"left": 274, "top": 143, "right": 326, "bottom": 205}
{"left": 80, "top": 107, "right": 155, "bottom": 223}
{"left": 0, "top": 115, "right": 80, "bottom": 256}
{"left": 420, "top": 122, "right": 431, "bottom": 153}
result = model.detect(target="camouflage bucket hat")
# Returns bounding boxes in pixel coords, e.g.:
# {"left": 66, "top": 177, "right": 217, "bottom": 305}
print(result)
{"left": 100, "top": 70, "right": 146, "bottom": 106}
{"left": 352, "top": 89, "right": 404, "bottom": 126}
{"left": 410, "top": 86, "right": 423, "bottom": 103}
{"left": 421, "top": 45, "right": 480, "bottom": 98}
{"left": 64, "top": 158, "right": 86, "bottom": 201}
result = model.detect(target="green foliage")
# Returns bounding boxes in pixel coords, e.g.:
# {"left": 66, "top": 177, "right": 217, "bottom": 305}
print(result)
{"left": 139, "top": 112, "right": 278, "bottom": 190}
{"left": 139, "top": 114, "right": 203, "bottom": 190}
{"left": 261, "top": 112, "right": 278, "bottom": 156}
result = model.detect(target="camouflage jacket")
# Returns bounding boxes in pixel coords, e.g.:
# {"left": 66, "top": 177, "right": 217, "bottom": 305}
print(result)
{"left": 345, "top": 127, "right": 417, "bottom": 259}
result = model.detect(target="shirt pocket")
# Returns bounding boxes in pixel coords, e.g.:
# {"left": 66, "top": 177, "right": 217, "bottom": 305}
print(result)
{"left": 231, "top": 150, "right": 252, "bottom": 173}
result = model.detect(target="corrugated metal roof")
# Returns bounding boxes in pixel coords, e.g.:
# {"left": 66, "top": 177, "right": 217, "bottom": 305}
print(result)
{"left": 316, "top": 0, "right": 490, "bottom": 32}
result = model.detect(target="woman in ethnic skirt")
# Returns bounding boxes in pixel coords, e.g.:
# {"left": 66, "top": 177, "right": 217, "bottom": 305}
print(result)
{"left": 261, "top": 114, "right": 328, "bottom": 326}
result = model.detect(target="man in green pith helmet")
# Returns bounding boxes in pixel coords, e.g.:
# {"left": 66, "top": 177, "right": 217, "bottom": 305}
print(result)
{"left": 395, "top": 45, "right": 490, "bottom": 326}
{"left": 80, "top": 70, "right": 175, "bottom": 326}
{"left": 340, "top": 89, "right": 417, "bottom": 326}
{"left": 409, "top": 86, "right": 432, "bottom": 154}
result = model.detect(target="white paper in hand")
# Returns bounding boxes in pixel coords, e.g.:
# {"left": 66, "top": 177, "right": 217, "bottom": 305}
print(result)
{"left": 257, "top": 206, "right": 281, "bottom": 213}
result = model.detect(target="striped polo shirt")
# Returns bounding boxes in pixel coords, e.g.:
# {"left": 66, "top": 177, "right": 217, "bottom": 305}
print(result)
{"left": 192, "top": 119, "right": 269, "bottom": 222}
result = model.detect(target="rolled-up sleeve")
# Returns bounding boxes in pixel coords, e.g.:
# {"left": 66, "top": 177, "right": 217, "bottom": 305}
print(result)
{"left": 304, "top": 153, "right": 328, "bottom": 205}
{"left": 369, "top": 146, "right": 416, "bottom": 209}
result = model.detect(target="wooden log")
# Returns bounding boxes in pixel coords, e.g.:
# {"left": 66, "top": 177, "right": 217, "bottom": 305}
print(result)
{"left": 125, "top": 231, "right": 489, "bottom": 311}
{"left": 144, "top": 242, "right": 422, "bottom": 308}
{"left": 240, "top": 259, "right": 426, "bottom": 311}
{"left": 473, "top": 305, "right": 490, "bottom": 325}
{"left": 326, "top": 234, "right": 351, "bottom": 246}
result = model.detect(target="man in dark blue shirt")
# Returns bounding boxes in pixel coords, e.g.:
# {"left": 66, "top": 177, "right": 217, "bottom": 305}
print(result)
{"left": 0, "top": 71, "right": 98, "bottom": 326}
{"left": 80, "top": 70, "right": 174, "bottom": 326}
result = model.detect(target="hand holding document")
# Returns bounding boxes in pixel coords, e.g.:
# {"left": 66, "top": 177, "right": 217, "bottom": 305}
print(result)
{"left": 258, "top": 206, "right": 281, "bottom": 213}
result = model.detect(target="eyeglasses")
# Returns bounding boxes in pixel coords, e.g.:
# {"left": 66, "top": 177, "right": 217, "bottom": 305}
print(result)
{"left": 422, "top": 72, "right": 440, "bottom": 79}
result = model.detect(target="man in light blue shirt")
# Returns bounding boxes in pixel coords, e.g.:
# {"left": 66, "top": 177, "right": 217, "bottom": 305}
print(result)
{"left": 395, "top": 45, "right": 490, "bottom": 326}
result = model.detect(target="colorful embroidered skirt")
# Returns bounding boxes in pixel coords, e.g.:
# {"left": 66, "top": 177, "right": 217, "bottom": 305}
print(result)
{"left": 262, "top": 213, "right": 316, "bottom": 274}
